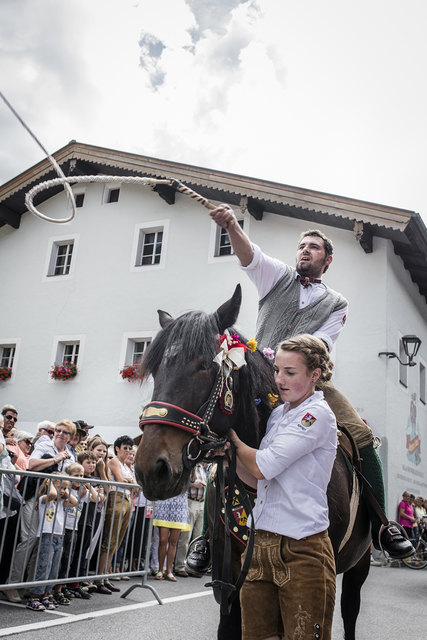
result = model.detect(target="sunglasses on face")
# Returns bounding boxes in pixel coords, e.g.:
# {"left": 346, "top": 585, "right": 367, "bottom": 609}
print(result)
{"left": 55, "top": 429, "right": 71, "bottom": 436}
{"left": 43, "top": 429, "right": 55, "bottom": 436}
{"left": 5, "top": 415, "right": 17, "bottom": 422}
{"left": 24, "top": 439, "right": 32, "bottom": 446}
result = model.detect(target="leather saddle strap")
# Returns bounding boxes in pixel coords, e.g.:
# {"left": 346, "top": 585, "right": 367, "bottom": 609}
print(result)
{"left": 338, "top": 424, "right": 388, "bottom": 527}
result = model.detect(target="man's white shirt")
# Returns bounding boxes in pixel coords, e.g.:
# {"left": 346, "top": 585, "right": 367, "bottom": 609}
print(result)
{"left": 240, "top": 244, "right": 348, "bottom": 352}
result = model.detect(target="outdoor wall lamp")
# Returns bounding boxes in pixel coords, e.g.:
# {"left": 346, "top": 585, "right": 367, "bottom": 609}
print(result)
{"left": 378, "top": 335, "right": 422, "bottom": 367}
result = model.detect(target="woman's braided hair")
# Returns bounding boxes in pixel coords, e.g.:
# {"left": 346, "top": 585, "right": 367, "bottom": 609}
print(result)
{"left": 276, "top": 334, "right": 333, "bottom": 383}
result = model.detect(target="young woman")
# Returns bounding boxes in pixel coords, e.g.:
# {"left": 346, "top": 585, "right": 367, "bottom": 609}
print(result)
{"left": 229, "top": 334, "right": 337, "bottom": 640}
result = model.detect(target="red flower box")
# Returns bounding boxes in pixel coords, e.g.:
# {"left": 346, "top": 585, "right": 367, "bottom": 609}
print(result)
{"left": 0, "top": 366, "right": 12, "bottom": 382}
{"left": 120, "top": 364, "right": 140, "bottom": 381}
{"left": 50, "top": 362, "right": 78, "bottom": 380}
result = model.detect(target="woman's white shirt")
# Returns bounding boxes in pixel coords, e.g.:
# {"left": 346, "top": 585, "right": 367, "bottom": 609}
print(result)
{"left": 254, "top": 390, "right": 337, "bottom": 539}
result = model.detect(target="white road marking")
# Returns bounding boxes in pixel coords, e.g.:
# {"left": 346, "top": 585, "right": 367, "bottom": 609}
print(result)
{"left": 0, "top": 591, "right": 212, "bottom": 637}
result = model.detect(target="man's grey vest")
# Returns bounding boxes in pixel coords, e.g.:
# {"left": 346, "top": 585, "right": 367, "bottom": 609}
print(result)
{"left": 256, "top": 265, "right": 348, "bottom": 349}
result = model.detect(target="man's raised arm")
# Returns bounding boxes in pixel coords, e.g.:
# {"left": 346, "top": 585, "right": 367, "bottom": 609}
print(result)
{"left": 210, "top": 204, "right": 253, "bottom": 267}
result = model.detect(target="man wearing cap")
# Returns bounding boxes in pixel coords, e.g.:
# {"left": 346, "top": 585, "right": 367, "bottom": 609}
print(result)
{"left": 73, "top": 420, "right": 94, "bottom": 454}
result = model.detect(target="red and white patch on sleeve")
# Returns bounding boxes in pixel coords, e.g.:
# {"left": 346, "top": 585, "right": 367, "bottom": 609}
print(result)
{"left": 301, "top": 413, "right": 317, "bottom": 427}
{"left": 341, "top": 314, "right": 347, "bottom": 325}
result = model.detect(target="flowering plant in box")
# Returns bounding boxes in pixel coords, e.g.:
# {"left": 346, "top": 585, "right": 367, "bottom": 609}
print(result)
{"left": 0, "top": 366, "right": 12, "bottom": 381}
{"left": 120, "top": 364, "right": 140, "bottom": 381}
{"left": 50, "top": 361, "right": 78, "bottom": 380}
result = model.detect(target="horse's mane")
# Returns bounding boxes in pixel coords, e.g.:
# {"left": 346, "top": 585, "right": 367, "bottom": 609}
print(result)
{"left": 140, "top": 309, "right": 277, "bottom": 447}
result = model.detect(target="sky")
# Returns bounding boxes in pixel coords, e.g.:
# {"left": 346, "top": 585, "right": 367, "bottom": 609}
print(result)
{"left": 1, "top": 0, "right": 427, "bottom": 226}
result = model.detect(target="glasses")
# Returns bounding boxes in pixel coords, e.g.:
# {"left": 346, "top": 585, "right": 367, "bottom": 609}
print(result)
{"left": 42, "top": 428, "right": 55, "bottom": 436}
{"left": 24, "top": 439, "right": 32, "bottom": 446}
{"left": 55, "top": 429, "right": 71, "bottom": 436}
{"left": 5, "top": 415, "right": 17, "bottom": 422}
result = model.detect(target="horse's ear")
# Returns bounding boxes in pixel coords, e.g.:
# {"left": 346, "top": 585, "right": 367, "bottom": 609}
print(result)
{"left": 215, "top": 284, "right": 242, "bottom": 333}
{"left": 158, "top": 310, "right": 174, "bottom": 329}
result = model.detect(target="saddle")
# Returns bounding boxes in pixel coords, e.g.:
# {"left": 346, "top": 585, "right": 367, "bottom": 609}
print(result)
{"left": 337, "top": 424, "right": 362, "bottom": 472}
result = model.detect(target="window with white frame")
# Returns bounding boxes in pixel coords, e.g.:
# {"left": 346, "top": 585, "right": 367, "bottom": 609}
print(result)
{"left": 0, "top": 344, "right": 15, "bottom": 369}
{"left": 120, "top": 332, "right": 153, "bottom": 378}
{"left": 47, "top": 240, "right": 74, "bottom": 276}
{"left": 104, "top": 185, "right": 120, "bottom": 204}
{"left": 399, "top": 339, "right": 408, "bottom": 388}
{"left": 420, "top": 362, "right": 426, "bottom": 405}
{"left": 136, "top": 227, "right": 163, "bottom": 266}
{"left": 132, "top": 339, "right": 151, "bottom": 364}
{"left": 74, "top": 192, "right": 85, "bottom": 208}
{"left": 62, "top": 342, "right": 80, "bottom": 364}
{"left": 215, "top": 219, "right": 244, "bottom": 257}
{"left": 131, "top": 220, "right": 169, "bottom": 272}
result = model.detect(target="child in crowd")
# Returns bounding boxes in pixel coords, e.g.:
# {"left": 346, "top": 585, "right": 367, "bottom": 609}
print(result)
{"left": 26, "top": 473, "right": 77, "bottom": 611}
{"left": 66, "top": 451, "right": 100, "bottom": 599}
{"left": 53, "top": 462, "right": 86, "bottom": 605}
{"left": 87, "top": 436, "right": 111, "bottom": 482}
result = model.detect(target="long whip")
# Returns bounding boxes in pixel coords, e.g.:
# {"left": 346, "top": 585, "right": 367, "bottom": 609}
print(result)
{"left": 0, "top": 91, "right": 217, "bottom": 224}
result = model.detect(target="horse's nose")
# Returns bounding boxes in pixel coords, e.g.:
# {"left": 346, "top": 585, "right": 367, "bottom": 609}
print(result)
{"left": 140, "top": 455, "right": 174, "bottom": 500}
{"left": 154, "top": 455, "right": 173, "bottom": 484}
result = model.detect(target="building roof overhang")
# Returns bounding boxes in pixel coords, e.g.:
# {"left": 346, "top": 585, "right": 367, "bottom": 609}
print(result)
{"left": 1, "top": 141, "right": 426, "bottom": 301}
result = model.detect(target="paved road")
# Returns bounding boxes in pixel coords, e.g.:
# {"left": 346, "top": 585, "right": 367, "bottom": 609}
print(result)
{"left": 1, "top": 563, "right": 427, "bottom": 639}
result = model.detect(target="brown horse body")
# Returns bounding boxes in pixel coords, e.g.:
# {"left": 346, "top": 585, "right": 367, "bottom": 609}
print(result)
{"left": 135, "top": 286, "right": 371, "bottom": 640}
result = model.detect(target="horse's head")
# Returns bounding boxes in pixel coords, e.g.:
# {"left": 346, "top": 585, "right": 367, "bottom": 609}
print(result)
{"left": 134, "top": 285, "right": 275, "bottom": 500}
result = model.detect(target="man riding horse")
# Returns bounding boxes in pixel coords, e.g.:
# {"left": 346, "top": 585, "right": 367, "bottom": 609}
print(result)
{"left": 203, "top": 203, "right": 413, "bottom": 561}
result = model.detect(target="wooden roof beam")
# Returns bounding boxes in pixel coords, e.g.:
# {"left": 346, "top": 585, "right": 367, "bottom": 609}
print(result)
{"left": 153, "top": 183, "right": 176, "bottom": 205}
{"left": 353, "top": 221, "right": 373, "bottom": 253}
{"left": 247, "top": 196, "right": 264, "bottom": 220}
{"left": 0, "top": 203, "right": 20, "bottom": 229}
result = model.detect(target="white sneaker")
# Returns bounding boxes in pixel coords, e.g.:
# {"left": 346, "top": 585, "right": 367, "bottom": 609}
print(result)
{"left": 4, "top": 589, "right": 23, "bottom": 603}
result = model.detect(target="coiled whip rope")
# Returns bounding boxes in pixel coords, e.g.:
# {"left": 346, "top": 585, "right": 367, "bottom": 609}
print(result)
{"left": 0, "top": 90, "right": 216, "bottom": 224}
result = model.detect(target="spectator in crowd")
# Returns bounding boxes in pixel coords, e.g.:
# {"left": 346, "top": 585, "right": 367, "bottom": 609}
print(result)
{"left": 126, "top": 479, "right": 153, "bottom": 573}
{"left": 0, "top": 416, "right": 10, "bottom": 513}
{"left": 72, "top": 420, "right": 94, "bottom": 455}
{"left": 68, "top": 425, "right": 86, "bottom": 459}
{"left": 95, "top": 435, "right": 134, "bottom": 594}
{"left": 153, "top": 490, "right": 190, "bottom": 582}
{"left": 414, "top": 496, "right": 426, "bottom": 522}
{"left": 1, "top": 405, "right": 19, "bottom": 446}
{"left": 398, "top": 491, "right": 417, "bottom": 542}
{"left": 7, "top": 431, "right": 33, "bottom": 471}
{"left": 53, "top": 462, "right": 86, "bottom": 606}
{"left": 6, "top": 420, "right": 76, "bottom": 602}
{"left": 66, "top": 451, "right": 100, "bottom": 599}
{"left": 30, "top": 421, "right": 56, "bottom": 452}
{"left": 175, "top": 462, "right": 206, "bottom": 578}
{"left": 0, "top": 420, "right": 23, "bottom": 588}
{"left": 87, "top": 436, "right": 111, "bottom": 482}
{"left": 26, "top": 473, "right": 77, "bottom": 611}
{"left": 112, "top": 447, "right": 138, "bottom": 579}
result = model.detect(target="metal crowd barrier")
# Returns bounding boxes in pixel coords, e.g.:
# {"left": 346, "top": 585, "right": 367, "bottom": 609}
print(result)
{"left": 0, "top": 468, "right": 161, "bottom": 604}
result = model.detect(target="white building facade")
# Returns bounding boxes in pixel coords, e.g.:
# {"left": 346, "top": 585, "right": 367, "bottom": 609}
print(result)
{"left": 1, "top": 142, "right": 426, "bottom": 513}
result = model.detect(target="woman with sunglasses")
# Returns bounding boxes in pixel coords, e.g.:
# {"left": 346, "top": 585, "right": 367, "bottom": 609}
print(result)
{"left": 6, "top": 431, "right": 34, "bottom": 471}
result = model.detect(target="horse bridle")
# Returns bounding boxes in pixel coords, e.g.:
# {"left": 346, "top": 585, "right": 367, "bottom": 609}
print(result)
{"left": 139, "top": 358, "right": 234, "bottom": 467}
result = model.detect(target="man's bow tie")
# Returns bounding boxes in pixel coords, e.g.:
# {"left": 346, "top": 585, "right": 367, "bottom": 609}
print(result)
{"left": 298, "top": 275, "right": 322, "bottom": 288}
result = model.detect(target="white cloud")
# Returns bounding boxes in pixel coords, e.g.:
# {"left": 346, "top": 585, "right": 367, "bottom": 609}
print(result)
{"left": 0, "top": 0, "right": 426, "bottom": 225}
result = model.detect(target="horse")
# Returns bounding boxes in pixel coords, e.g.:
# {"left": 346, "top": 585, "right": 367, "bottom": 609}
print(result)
{"left": 134, "top": 285, "right": 371, "bottom": 640}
